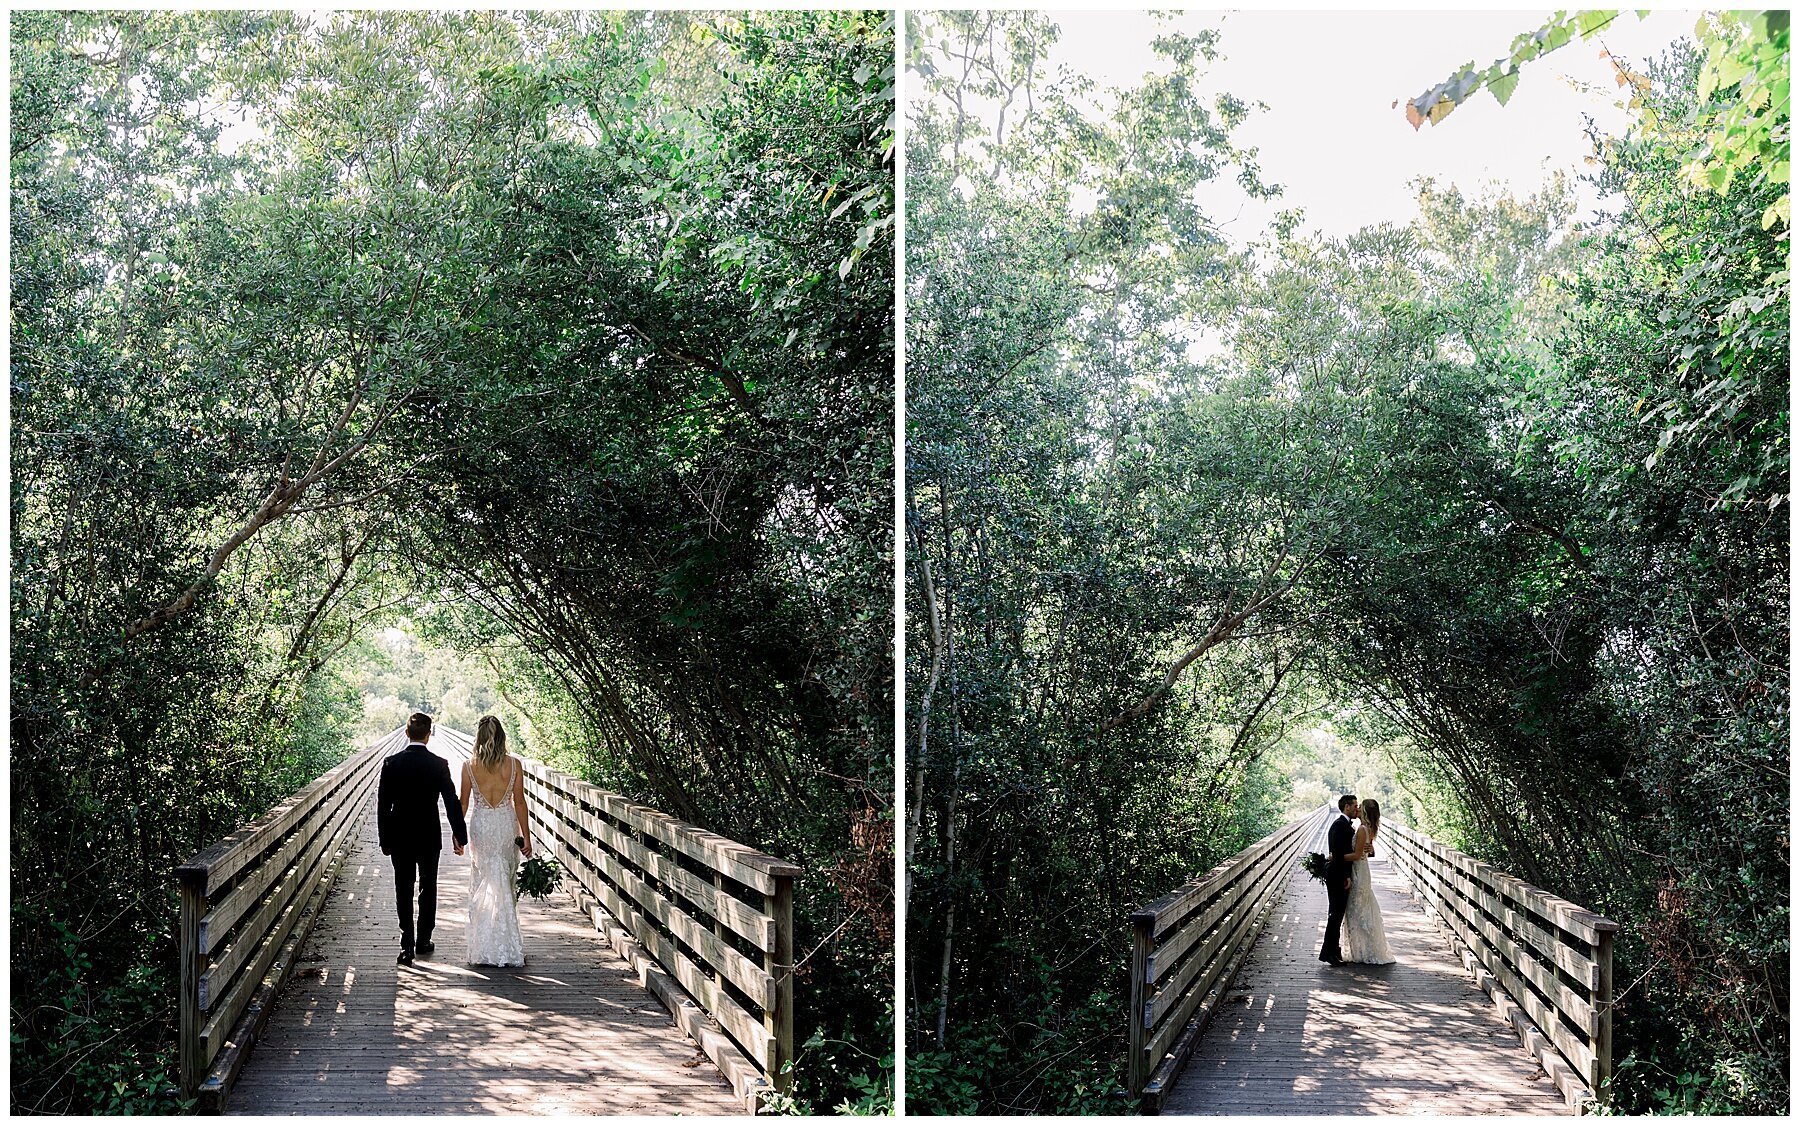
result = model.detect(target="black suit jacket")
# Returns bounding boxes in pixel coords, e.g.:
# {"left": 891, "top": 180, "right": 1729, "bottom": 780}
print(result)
{"left": 377, "top": 743, "right": 468, "bottom": 854}
{"left": 1327, "top": 814, "right": 1355, "bottom": 882}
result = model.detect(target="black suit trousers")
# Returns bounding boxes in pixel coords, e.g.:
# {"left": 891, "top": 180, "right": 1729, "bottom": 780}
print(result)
{"left": 391, "top": 850, "right": 441, "bottom": 951}
{"left": 1321, "top": 867, "right": 1350, "bottom": 962}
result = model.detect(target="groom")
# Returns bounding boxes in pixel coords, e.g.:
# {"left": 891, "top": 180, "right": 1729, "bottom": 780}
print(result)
{"left": 378, "top": 712, "right": 467, "bottom": 965}
{"left": 1319, "top": 793, "right": 1358, "bottom": 967}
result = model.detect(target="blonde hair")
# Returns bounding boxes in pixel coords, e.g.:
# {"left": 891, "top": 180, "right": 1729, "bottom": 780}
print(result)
{"left": 473, "top": 715, "right": 508, "bottom": 769}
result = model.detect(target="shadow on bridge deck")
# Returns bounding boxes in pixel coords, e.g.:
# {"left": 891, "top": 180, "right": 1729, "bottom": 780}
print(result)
{"left": 1163, "top": 856, "right": 1568, "bottom": 1116}
{"left": 226, "top": 748, "right": 736, "bottom": 1116}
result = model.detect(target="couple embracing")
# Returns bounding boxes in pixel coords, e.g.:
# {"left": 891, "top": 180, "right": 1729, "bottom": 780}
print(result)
{"left": 377, "top": 711, "right": 535, "bottom": 967}
{"left": 1319, "top": 793, "right": 1394, "bottom": 967}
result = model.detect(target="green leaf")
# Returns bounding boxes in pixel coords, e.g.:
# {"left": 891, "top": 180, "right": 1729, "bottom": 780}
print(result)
{"left": 1575, "top": 11, "right": 1618, "bottom": 38}
{"left": 1712, "top": 54, "right": 1753, "bottom": 90}
{"left": 1489, "top": 70, "right": 1521, "bottom": 107}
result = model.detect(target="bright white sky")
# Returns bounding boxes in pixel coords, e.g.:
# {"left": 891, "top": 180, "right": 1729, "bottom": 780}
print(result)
{"left": 1021, "top": 8, "right": 1700, "bottom": 242}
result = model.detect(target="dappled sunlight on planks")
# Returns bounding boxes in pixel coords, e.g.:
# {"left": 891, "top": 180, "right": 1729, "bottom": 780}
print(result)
{"left": 226, "top": 768, "right": 736, "bottom": 1116}
{"left": 1165, "top": 856, "right": 1567, "bottom": 1116}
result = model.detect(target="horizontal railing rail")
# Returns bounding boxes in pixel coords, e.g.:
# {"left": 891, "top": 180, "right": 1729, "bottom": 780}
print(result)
{"left": 175, "top": 727, "right": 406, "bottom": 1110}
{"left": 519, "top": 758, "right": 799, "bottom": 1113}
{"left": 1383, "top": 821, "right": 1617, "bottom": 1111}
{"left": 1125, "top": 805, "right": 1335, "bottom": 1111}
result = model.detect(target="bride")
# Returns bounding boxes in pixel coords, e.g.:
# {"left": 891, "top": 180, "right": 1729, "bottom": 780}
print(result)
{"left": 459, "top": 715, "right": 532, "bottom": 966}
{"left": 1342, "top": 798, "right": 1395, "bottom": 965}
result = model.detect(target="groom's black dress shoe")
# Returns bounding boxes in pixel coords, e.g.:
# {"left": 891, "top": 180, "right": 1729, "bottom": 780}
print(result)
{"left": 417, "top": 940, "right": 435, "bottom": 956}
{"left": 397, "top": 950, "right": 414, "bottom": 966}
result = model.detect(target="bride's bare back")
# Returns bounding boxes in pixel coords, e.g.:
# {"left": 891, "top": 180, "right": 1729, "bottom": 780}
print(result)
{"left": 468, "top": 756, "right": 516, "bottom": 807}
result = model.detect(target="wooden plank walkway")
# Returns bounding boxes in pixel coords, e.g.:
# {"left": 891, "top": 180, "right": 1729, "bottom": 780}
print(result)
{"left": 228, "top": 746, "right": 736, "bottom": 1115}
{"left": 1162, "top": 851, "right": 1568, "bottom": 1116}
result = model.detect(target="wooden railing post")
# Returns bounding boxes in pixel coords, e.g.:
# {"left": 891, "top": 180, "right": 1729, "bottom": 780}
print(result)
{"left": 765, "top": 872, "right": 795, "bottom": 1096}
{"left": 712, "top": 870, "right": 727, "bottom": 995}
{"left": 1126, "top": 911, "right": 1153, "bottom": 1102}
{"left": 177, "top": 867, "right": 205, "bottom": 1096}
{"left": 1595, "top": 924, "right": 1615, "bottom": 1103}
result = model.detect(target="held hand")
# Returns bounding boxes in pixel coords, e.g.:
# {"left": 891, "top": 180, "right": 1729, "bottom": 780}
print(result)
{"left": 453, "top": 842, "right": 465, "bottom": 856}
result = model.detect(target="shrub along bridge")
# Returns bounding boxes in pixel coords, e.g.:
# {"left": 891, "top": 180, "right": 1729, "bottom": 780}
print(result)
{"left": 1126, "top": 805, "right": 1618, "bottom": 1115}
{"left": 175, "top": 727, "right": 798, "bottom": 1114}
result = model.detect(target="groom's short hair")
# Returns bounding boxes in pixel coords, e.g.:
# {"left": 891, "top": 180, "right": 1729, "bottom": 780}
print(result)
{"left": 1338, "top": 793, "right": 1357, "bottom": 812}
{"left": 406, "top": 712, "right": 432, "bottom": 741}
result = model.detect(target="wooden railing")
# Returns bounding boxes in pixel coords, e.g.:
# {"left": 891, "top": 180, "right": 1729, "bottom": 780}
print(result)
{"left": 519, "top": 759, "right": 799, "bottom": 1113}
{"left": 1383, "top": 821, "right": 1617, "bottom": 1111}
{"left": 175, "top": 727, "right": 405, "bottom": 1110}
{"left": 176, "top": 727, "right": 798, "bottom": 1113}
{"left": 1125, "top": 805, "right": 1335, "bottom": 1111}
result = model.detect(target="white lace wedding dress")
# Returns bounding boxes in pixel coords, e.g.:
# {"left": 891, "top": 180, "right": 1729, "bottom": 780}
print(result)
{"left": 465, "top": 758, "right": 526, "bottom": 967}
{"left": 1342, "top": 834, "right": 1395, "bottom": 965}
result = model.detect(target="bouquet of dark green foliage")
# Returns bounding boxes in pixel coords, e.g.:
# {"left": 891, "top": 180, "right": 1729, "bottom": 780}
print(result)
{"left": 515, "top": 838, "right": 563, "bottom": 902}
{"left": 1302, "top": 852, "right": 1329, "bottom": 883}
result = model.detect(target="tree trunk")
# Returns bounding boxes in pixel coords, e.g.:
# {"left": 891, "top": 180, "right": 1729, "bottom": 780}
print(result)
{"left": 905, "top": 522, "right": 944, "bottom": 912}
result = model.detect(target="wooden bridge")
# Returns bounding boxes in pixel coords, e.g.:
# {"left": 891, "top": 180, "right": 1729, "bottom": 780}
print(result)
{"left": 1127, "top": 806, "right": 1618, "bottom": 1115}
{"left": 175, "top": 727, "right": 798, "bottom": 1114}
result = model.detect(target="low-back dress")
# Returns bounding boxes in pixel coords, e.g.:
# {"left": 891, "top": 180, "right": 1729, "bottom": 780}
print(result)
{"left": 466, "top": 757, "right": 525, "bottom": 966}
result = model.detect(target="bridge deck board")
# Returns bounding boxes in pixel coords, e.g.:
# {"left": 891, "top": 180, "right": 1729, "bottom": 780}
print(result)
{"left": 227, "top": 751, "right": 736, "bottom": 1116}
{"left": 1162, "top": 854, "right": 1568, "bottom": 1116}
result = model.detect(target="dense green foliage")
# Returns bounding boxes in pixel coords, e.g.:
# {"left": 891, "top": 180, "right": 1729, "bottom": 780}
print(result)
{"left": 905, "top": 12, "right": 1786, "bottom": 1115}
{"left": 11, "top": 10, "right": 892, "bottom": 1114}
